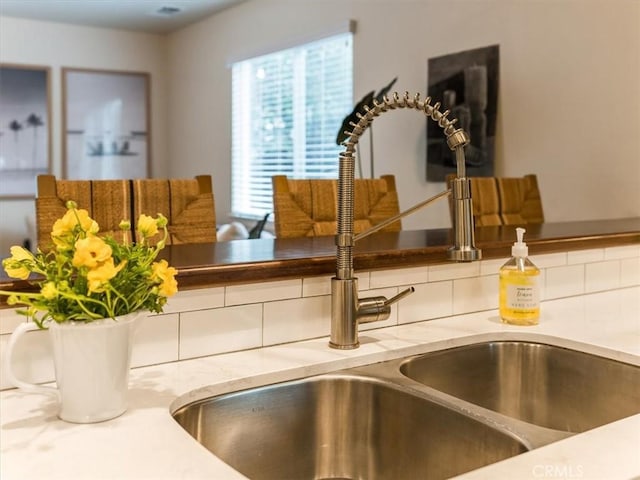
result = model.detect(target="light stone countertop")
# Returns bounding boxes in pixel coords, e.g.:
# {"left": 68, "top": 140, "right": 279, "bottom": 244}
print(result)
{"left": 1, "top": 287, "right": 639, "bottom": 480}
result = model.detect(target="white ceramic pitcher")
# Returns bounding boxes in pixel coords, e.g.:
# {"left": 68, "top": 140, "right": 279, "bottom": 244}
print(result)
{"left": 4, "top": 311, "right": 142, "bottom": 423}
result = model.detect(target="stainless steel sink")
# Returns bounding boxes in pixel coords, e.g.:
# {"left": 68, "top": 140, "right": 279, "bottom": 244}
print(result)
{"left": 173, "top": 374, "right": 528, "bottom": 480}
{"left": 400, "top": 341, "right": 640, "bottom": 433}
{"left": 171, "top": 338, "right": 640, "bottom": 479}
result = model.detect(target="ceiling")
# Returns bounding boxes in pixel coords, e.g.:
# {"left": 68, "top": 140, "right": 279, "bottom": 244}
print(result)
{"left": 0, "top": 0, "right": 249, "bottom": 34}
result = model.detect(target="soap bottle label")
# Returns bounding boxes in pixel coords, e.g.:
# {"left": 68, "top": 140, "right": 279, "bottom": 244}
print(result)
{"left": 505, "top": 282, "right": 539, "bottom": 310}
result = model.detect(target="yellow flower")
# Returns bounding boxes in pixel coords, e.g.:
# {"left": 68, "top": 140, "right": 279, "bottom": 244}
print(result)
{"left": 2, "top": 246, "right": 34, "bottom": 280}
{"left": 52, "top": 208, "right": 98, "bottom": 238}
{"left": 137, "top": 214, "right": 159, "bottom": 238}
{"left": 72, "top": 236, "right": 112, "bottom": 269}
{"left": 4, "top": 264, "right": 30, "bottom": 280}
{"left": 87, "top": 259, "right": 126, "bottom": 293}
{"left": 1, "top": 202, "right": 178, "bottom": 324}
{"left": 151, "top": 260, "right": 178, "bottom": 297}
{"left": 9, "top": 246, "right": 33, "bottom": 262}
{"left": 41, "top": 282, "right": 58, "bottom": 299}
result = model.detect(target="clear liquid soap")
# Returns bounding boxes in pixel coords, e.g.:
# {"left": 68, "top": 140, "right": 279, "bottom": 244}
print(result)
{"left": 499, "top": 227, "right": 540, "bottom": 325}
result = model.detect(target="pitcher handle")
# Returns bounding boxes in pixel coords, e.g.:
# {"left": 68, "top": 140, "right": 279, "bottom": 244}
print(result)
{"left": 4, "top": 322, "right": 58, "bottom": 398}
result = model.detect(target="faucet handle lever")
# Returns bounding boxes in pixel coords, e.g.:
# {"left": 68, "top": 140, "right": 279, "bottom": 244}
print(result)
{"left": 357, "top": 287, "right": 414, "bottom": 325}
{"left": 384, "top": 286, "right": 415, "bottom": 307}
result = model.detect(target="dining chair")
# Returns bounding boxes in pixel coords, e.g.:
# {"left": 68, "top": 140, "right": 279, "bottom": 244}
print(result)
{"left": 35, "top": 174, "right": 132, "bottom": 251}
{"left": 36, "top": 174, "right": 217, "bottom": 250}
{"left": 446, "top": 173, "right": 544, "bottom": 226}
{"left": 272, "top": 174, "right": 401, "bottom": 238}
{"left": 131, "top": 175, "right": 216, "bottom": 245}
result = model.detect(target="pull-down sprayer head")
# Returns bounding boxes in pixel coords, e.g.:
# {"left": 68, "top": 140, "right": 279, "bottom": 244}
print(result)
{"left": 447, "top": 145, "right": 482, "bottom": 262}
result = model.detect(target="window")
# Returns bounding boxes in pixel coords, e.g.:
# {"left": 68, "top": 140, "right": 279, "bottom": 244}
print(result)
{"left": 231, "top": 32, "right": 353, "bottom": 219}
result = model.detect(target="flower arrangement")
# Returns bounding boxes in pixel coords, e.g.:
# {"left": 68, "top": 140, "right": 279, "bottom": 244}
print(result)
{"left": 1, "top": 202, "right": 178, "bottom": 327}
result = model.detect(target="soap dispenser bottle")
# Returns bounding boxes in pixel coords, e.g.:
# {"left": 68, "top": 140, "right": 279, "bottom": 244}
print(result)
{"left": 499, "top": 227, "right": 540, "bottom": 325}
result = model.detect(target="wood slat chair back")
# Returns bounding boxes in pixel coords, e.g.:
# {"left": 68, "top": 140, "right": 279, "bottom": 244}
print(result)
{"left": 131, "top": 175, "right": 216, "bottom": 245}
{"left": 272, "top": 174, "right": 401, "bottom": 238}
{"left": 446, "top": 173, "right": 544, "bottom": 226}
{"left": 36, "top": 174, "right": 216, "bottom": 250}
{"left": 36, "top": 175, "right": 132, "bottom": 251}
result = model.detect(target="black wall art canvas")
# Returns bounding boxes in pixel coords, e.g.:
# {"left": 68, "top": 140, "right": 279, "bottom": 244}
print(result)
{"left": 63, "top": 68, "right": 150, "bottom": 179}
{"left": 0, "top": 64, "right": 51, "bottom": 197}
{"left": 426, "top": 45, "right": 499, "bottom": 182}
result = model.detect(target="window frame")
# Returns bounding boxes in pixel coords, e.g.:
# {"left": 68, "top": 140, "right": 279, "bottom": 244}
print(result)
{"left": 230, "top": 30, "right": 354, "bottom": 220}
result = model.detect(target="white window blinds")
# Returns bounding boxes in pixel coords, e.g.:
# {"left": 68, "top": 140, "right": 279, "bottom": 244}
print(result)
{"left": 231, "top": 32, "right": 353, "bottom": 219}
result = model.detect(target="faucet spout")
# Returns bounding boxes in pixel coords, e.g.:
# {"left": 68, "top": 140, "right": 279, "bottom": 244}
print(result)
{"left": 330, "top": 92, "right": 482, "bottom": 349}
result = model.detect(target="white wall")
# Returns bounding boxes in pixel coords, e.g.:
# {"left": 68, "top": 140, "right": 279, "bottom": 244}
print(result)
{"left": 167, "top": 0, "right": 640, "bottom": 229}
{"left": 0, "top": 16, "right": 168, "bottom": 253}
{"left": 1, "top": 0, "right": 639, "bottom": 255}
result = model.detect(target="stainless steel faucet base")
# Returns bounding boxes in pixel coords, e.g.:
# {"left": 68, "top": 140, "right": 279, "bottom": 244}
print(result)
{"left": 330, "top": 278, "right": 360, "bottom": 349}
{"left": 328, "top": 341, "right": 359, "bottom": 350}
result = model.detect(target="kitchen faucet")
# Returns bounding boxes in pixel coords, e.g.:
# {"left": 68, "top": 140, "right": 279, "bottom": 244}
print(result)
{"left": 330, "top": 91, "right": 482, "bottom": 349}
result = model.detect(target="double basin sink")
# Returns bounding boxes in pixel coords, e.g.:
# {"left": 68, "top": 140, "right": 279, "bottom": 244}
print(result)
{"left": 171, "top": 340, "right": 640, "bottom": 479}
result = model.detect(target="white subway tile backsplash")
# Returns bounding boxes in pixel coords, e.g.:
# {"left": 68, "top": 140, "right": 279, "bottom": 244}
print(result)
{"left": 2, "top": 245, "right": 636, "bottom": 391}
{"left": 530, "top": 252, "right": 567, "bottom": 269}
{"left": 568, "top": 249, "right": 605, "bottom": 265}
{"left": 585, "top": 260, "right": 621, "bottom": 293}
{"left": 131, "top": 313, "right": 179, "bottom": 368}
{"left": 263, "top": 295, "right": 330, "bottom": 345}
{"left": 545, "top": 265, "right": 585, "bottom": 299}
{"left": 303, "top": 276, "right": 332, "bottom": 297}
{"left": 163, "top": 287, "right": 224, "bottom": 313}
{"left": 480, "top": 258, "right": 507, "bottom": 277}
{"left": 429, "top": 261, "right": 480, "bottom": 282}
{"left": 605, "top": 244, "right": 640, "bottom": 260}
{"left": 620, "top": 257, "right": 640, "bottom": 287}
{"left": 179, "top": 304, "right": 263, "bottom": 359}
{"left": 225, "top": 279, "right": 301, "bottom": 306}
{"left": 398, "top": 281, "right": 452, "bottom": 324}
{"left": 453, "top": 274, "right": 499, "bottom": 315}
{"left": 369, "top": 266, "right": 429, "bottom": 289}
{"left": 356, "top": 272, "right": 370, "bottom": 291}
{"left": 538, "top": 269, "right": 548, "bottom": 301}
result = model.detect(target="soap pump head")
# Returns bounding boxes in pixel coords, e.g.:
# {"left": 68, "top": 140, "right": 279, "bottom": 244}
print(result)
{"left": 512, "top": 227, "right": 528, "bottom": 257}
